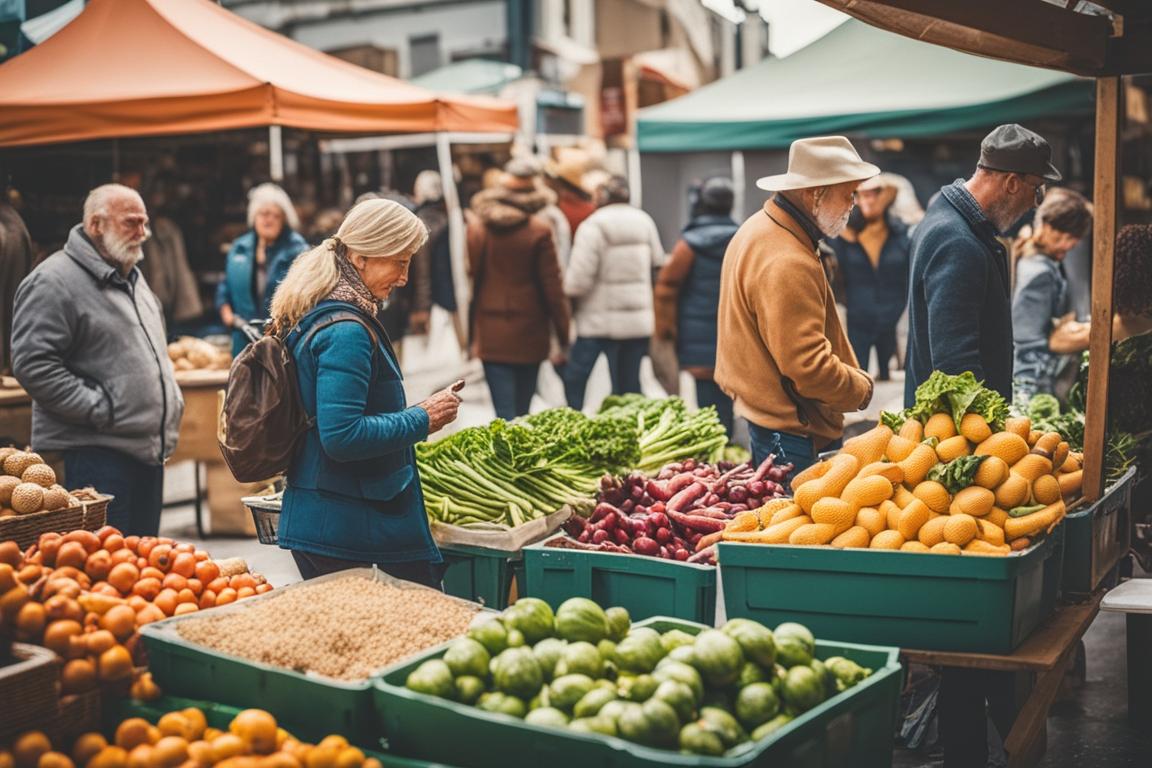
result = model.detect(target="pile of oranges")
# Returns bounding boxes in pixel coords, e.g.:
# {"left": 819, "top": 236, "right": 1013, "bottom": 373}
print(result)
{"left": 0, "top": 526, "right": 271, "bottom": 696}
{"left": 2, "top": 707, "right": 385, "bottom": 768}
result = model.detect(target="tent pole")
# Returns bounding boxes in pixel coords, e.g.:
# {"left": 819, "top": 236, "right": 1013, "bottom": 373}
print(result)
{"left": 269, "top": 125, "right": 284, "bottom": 182}
{"left": 1082, "top": 76, "right": 1121, "bottom": 503}
{"left": 731, "top": 150, "right": 746, "bottom": 220}
{"left": 436, "top": 132, "right": 469, "bottom": 353}
{"left": 628, "top": 148, "right": 642, "bottom": 207}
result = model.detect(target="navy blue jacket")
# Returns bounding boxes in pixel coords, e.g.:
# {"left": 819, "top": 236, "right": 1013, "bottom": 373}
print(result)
{"left": 676, "top": 215, "right": 739, "bottom": 368}
{"left": 829, "top": 216, "right": 911, "bottom": 333}
{"left": 905, "top": 180, "right": 1014, "bottom": 405}
{"left": 216, "top": 228, "right": 309, "bottom": 356}
{"left": 278, "top": 301, "right": 440, "bottom": 564}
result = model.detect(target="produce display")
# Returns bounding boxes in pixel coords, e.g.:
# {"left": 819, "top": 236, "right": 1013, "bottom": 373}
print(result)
{"left": 418, "top": 397, "right": 728, "bottom": 530}
{"left": 167, "top": 337, "right": 231, "bottom": 371}
{"left": 0, "top": 526, "right": 268, "bottom": 695}
{"left": 724, "top": 372, "right": 1071, "bottom": 555}
{"left": 1018, "top": 392, "right": 1137, "bottom": 484}
{"left": 0, "top": 450, "right": 81, "bottom": 516}
{"left": 175, "top": 574, "right": 481, "bottom": 681}
{"left": 1, "top": 706, "right": 385, "bottom": 768}
{"left": 1071, "top": 331, "right": 1152, "bottom": 437}
{"left": 549, "top": 456, "right": 793, "bottom": 566}
{"left": 404, "top": 596, "right": 872, "bottom": 756}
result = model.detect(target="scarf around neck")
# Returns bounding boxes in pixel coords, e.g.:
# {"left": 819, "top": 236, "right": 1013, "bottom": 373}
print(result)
{"left": 327, "top": 246, "right": 380, "bottom": 317}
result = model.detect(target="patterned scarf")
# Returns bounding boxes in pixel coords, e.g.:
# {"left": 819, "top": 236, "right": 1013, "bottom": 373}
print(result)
{"left": 326, "top": 240, "right": 379, "bottom": 316}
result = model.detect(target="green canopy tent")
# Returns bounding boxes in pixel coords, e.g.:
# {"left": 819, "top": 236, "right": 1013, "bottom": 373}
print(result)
{"left": 636, "top": 20, "right": 1093, "bottom": 153}
{"left": 411, "top": 59, "right": 524, "bottom": 96}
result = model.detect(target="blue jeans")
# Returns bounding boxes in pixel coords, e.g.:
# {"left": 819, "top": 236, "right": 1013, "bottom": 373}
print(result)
{"left": 483, "top": 362, "right": 539, "bottom": 420}
{"left": 848, "top": 324, "right": 898, "bottom": 380}
{"left": 747, "top": 423, "right": 841, "bottom": 476}
{"left": 65, "top": 446, "right": 165, "bottom": 536}
{"left": 563, "top": 336, "right": 649, "bottom": 411}
{"left": 694, "top": 378, "right": 734, "bottom": 437}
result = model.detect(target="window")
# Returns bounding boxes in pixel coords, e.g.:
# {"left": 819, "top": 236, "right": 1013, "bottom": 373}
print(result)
{"left": 408, "top": 33, "right": 442, "bottom": 77}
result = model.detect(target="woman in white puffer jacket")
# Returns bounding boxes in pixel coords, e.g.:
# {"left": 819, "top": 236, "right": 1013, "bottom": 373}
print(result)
{"left": 562, "top": 175, "right": 666, "bottom": 410}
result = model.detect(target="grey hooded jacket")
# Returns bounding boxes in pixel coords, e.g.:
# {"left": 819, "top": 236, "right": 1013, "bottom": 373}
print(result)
{"left": 12, "top": 225, "right": 184, "bottom": 465}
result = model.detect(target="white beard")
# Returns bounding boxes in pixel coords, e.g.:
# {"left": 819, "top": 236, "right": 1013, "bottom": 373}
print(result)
{"left": 100, "top": 226, "right": 150, "bottom": 272}
{"left": 814, "top": 201, "right": 851, "bottom": 239}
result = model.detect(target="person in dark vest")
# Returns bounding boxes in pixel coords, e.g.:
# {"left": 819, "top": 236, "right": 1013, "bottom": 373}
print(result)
{"left": 654, "top": 177, "right": 739, "bottom": 435}
{"left": 829, "top": 174, "right": 912, "bottom": 381}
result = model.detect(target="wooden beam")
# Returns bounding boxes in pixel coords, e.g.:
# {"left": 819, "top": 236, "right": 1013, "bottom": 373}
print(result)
{"left": 819, "top": 0, "right": 1111, "bottom": 74}
{"left": 1083, "top": 77, "right": 1121, "bottom": 503}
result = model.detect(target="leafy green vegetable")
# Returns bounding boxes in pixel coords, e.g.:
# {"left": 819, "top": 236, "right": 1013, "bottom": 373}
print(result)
{"left": 908, "top": 371, "right": 1009, "bottom": 431}
{"left": 879, "top": 410, "right": 908, "bottom": 432}
{"left": 927, "top": 455, "right": 987, "bottom": 495}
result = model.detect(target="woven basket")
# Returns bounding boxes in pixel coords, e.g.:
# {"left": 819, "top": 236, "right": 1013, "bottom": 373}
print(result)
{"left": 76, "top": 491, "right": 113, "bottom": 531}
{"left": 51, "top": 688, "right": 102, "bottom": 744}
{"left": 0, "top": 504, "right": 86, "bottom": 550}
{"left": 0, "top": 643, "right": 61, "bottom": 742}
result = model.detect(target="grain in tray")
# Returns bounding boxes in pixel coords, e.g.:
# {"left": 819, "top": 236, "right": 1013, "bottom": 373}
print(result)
{"left": 175, "top": 574, "right": 480, "bottom": 680}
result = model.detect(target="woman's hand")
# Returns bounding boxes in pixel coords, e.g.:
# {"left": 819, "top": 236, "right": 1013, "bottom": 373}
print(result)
{"left": 221, "top": 304, "right": 235, "bottom": 328}
{"left": 419, "top": 382, "right": 464, "bottom": 434}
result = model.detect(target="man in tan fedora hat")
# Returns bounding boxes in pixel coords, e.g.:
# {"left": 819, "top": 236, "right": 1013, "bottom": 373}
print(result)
{"left": 715, "top": 136, "right": 878, "bottom": 472}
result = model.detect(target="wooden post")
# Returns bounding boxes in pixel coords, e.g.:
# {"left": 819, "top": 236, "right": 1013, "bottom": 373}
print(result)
{"left": 1082, "top": 76, "right": 1121, "bottom": 503}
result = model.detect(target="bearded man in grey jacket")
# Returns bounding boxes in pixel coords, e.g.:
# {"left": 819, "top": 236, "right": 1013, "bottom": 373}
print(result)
{"left": 12, "top": 184, "right": 183, "bottom": 535}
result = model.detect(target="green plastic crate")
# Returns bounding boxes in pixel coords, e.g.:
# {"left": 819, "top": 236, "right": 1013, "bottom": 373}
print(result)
{"left": 102, "top": 695, "right": 457, "bottom": 767}
{"left": 440, "top": 545, "right": 522, "bottom": 609}
{"left": 521, "top": 535, "right": 717, "bottom": 623}
{"left": 371, "top": 616, "right": 902, "bottom": 768}
{"left": 1062, "top": 467, "right": 1135, "bottom": 598}
{"left": 719, "top": 528, "right": 1064, "bottom": 654}
{"left": 139, "top": 568, "right": 488, "bottom": 747}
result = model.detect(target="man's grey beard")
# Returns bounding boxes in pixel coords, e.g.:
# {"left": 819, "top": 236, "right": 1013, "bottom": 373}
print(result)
{"left": 814, "top": 200, "right": 851, "bottom": 238}
{"left": 99, "top": 227, "right": 150, "bottom": 271}
{"left": 985, "top": 198, "right": 1025, "bottom": 234}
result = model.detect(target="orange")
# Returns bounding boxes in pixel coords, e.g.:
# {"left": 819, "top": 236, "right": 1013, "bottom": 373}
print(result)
{"left": 173, "top": 602, "right": 198, "bottom": 616}
{"left": 60, "top": 658, "right": 97, "bottom": 694}
{"left": 87, "top": 747, "right": 128, "bottom": 768}
{"left": 147, "top": 545, "right": 173, "bottom": 572}
{"left": 125, "top": 746, "right": 151, "bottom": 768}
{"left": 230, "top": 710, "right": 278, "bottom": 755}
{"left": 170, "top": 553, "right": 197, "bottom": 579}
{"left": 36, "top": 752, "right": 74, "bottom": 768}
{"left": 100, "top": 604, "right": 137, "bottom": 641}
{"left": 1, "top": 754, "right": 15, "bottom": 768}
{"left": 55, "top": 542, "right": 88, "bottom": 570}
{"left": 71, "top": 734, "right": 107, "bottom": 767}
{"left": 132, "top": 578, "right": 162, "bottom": 602}
{"left": 85, "top": 550, "right": 112, "bottom": 582}
{"left": 43, "top": 619, "right": 83, "bottom": 656}
{"left": 43, "top": 595, "right": 84, "bottom": 623}
{"left": 94, "top": 525, "right": 120, "bottom": 542}
{"left": 215, "top": 588, "right": 237, "bottom": 606}
{"left": 205, "top": 577, "right": 228, "bottom": 594}
{"left": 198, "top": 591, "right": 217, "bottom": 610}
{"left": 303, "top": 747, "right": 339, "bottom": 768}
{"left": 85, "top": 629, "right": 118, "bottom": 655}
{"left": 135, "top": 538, "right": 157, "bottom": 560}
{"left": 108, "top": 563, "right": 140, "bottom": 595}
{"left": 15, "top": 601, "right": 46, "bottom": 640}
{"left": 210, "top": 735, "right": 247, "bottom": 763}
{"left": 97, "top": 645, "right": 133, "bottom": 682}
{"left": 176, "top": 589, "right": 197, "bottom": 606}
{"left": 236, "top": 587, "right": 256, "bottom": 600}
{"left": 128, "top": 671, "right": 162, "bottom": 703}
{"left": 12, "top": 732, "right": 51, "bottom": 768}
{"left": 255, "top": 584, "right": 274, "bottom": 595}
{"left": 181, "top": 709, "right": 208, "bottom": 741}
{"left": 38, "top": 534, "right": 62, "bottom": 567}
{"left": 116, "top": 720, "right": 156, "bottom": 751}
{"left": 134, "top": 604, "right": 166, "bottom": 626}
{"left": 157, "top": 713, "right": 195, "bottom": 741}
{"left": 333, "top": 748, "right": 364, "bottom": 768}
{"left": 194, "top": 560, "right": 220, "bottom": 584}
{"left": 123, "top": 535, "right": 141, "bottom": 554}
{"left": 153, "top": 589, "right": 178, "bottom": 617}
{"left": 63, "top": 530, "right": 101, "bottom": 554}
{"left": 229, "top": 574, "right": 256, "bottom": 591}
{"left": 103, "top": 534, "right": 126, "bottom": 552}
{"left": 186, "top": 742, "right": 213, "bottom": 766}
{"left": 161, "top": 573, "right": 187, "bottom": 593}
{"left": 139, "top": 567, "right": 165, "bottom": 583}
{"left": 262, "top": 754, "right": 301, "bottom": 768}
{"left": 109, "top": 549, "right": 136, "bottom": 567}
{"left": 0, "top": 539, "right": 21, "bottom": 567}
{"left": 149, "top": 737, "right": 188, "bottom": 768}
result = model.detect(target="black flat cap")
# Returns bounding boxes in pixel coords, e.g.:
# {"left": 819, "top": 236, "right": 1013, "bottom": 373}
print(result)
{"left": 979, "top": 124, "right": 1062, "bottom": 183}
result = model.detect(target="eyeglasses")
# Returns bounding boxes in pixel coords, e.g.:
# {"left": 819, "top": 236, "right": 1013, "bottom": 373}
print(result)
{"left": 1032, "top": 182, "right": 1046, "bottom": 207}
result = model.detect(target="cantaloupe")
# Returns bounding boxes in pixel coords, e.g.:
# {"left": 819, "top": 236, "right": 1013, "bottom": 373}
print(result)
{"left": 789, "top": 523, "right": 840, "bottom": 546}
{"left": 858, "top": 461, "right": 904, "bottom": 484}
{"left": 1031, "top": 474, "right": 1062, "bottom": 506}
{"left": 901, "top": 541, "right": 930, "bottom": 553}
{"left": 994, "top": 473, "right": 1031, "bottom": 509}
{"left": 855, "top": 507, "right": 887, "bottom": 537}
{"left": 841, "top": 424, "right": 893, "bottom": 468}
{"left": 918, "top": 516, "right": 949, "bottom": 547}
{"left": 959, "top": 413, "right": 993, "bottom": 444}
{"left": 930, "top": 542, "right": 963, "bottom": 555}
{"left": 1011, "top": 453, "right": 1054, "bottom": 483}
{"left": 1005, "top": 417, "right": 1032, "bottom": 440}
{"left": 841, "top": 475, "right": 894, "bottom": 510}
{"left": 870, "top": 530, "right": 905, "bottom": 550}
{"left": 830, "top": 526, "right": 871, "bottom": 549}
{"left": 913, "top": 481, "right": 951, "bottom": 514}
{"left": 899, "top": 419, "right": 924, "bottom": 443}
{"left": 898, "top": 444, "right": 939, "bottom": 487}
{"left": 949, "top": 487, "right": 995, "bottom": 517}
{"left": 897, "top": 500, "right": 931, "bottom": 541}
{"left": 794, "top": 454, "right": 859, "bottom": 513}
{"left": 973, "top": 456, "right": 1009, "bottom": 489}
{"left": 811, "top": 498, "right": 856, "bottom": 531}
{"left": 935, "top": 435, "right": 972, "bottom": 463}
{"left": 943, "top": 514, "right": 978, "bottom": 546}
{"left": 975, "top": 432, "right": 1030, "bottom": 466}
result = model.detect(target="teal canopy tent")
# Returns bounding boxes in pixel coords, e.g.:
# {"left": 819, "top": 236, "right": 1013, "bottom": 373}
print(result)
{"left": 637, "top": 20, "right": 1093, "bottom": 153}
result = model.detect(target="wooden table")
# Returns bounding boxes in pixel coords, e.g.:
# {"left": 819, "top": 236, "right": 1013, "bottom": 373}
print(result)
{"left": 0, "top": 370, "right": 230, "bottom": 536}
{"left": 903, "top": 590, "right": 1104, "bottom": 768}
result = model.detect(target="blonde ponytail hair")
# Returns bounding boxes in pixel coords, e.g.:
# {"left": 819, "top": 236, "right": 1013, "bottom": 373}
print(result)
{"left": 269, "top": 198, "right": 429, "bottom": 332}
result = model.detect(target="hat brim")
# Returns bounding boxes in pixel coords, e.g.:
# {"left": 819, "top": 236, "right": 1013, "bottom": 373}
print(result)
{"left": 1041, "top": 161, "right": 1062, "bottom": 183}
{"left": 756, "top": 162, "right": 882, "bottom": 192}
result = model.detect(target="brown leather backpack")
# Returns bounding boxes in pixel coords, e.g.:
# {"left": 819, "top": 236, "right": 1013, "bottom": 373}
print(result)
{"left": 217, "top": 309, "right": 378, "bottom": 483}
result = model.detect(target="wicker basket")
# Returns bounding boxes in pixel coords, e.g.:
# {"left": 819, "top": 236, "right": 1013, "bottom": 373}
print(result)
{"left": 75, "top": 491, "right": 113, "bottom": 531}
{"left": 0, "top": 643, "right": 61, "bottom": 742}
{"left": 243, "top": 494, "right": 282, "bottom": 546}
{"left": 0, "top": 504, "right": 86, "bottom": 550}
{"left": 51, "top": 688, "right": 102, "bottom": 744}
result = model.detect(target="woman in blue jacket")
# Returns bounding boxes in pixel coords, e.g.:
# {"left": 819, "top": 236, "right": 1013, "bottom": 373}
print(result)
{"left": 267, "top": 199, "right": 463, "bottom": 585}
{"left": 217, "top": 183, "right": 309, "bottom": 356}
{"left": 829, "top": 176, "right": 912, "bottom": 381}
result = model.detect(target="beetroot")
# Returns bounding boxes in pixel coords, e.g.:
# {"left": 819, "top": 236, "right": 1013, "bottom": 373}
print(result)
{"left": 654, "top": 527, "right": 672, "bottom": 544}
{"left": 592, "top": 529, "right": 609, "bottom": 544}
{"left": 632, "top": 537, "right": 660, "bottom": 556}
{"left": 647, "top": 511, "right": 670, "bottom": 529}
{"left": 614, "top": 528, "right": 631, "bottom": 545}
{"left": 674, "top": 548, "right": 690, "bottom": 561}
{"left": 621, "top": 499, "right": 635, "bottom": 513}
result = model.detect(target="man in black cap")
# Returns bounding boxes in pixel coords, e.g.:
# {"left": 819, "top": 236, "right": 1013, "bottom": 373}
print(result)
{"left": 905, "top": 123, "right": 1062, "bottom": 402}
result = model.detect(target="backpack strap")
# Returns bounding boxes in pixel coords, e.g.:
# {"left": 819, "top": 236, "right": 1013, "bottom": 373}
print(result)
{"left": 292, "top": 307, "right": 386, "bottom": 378}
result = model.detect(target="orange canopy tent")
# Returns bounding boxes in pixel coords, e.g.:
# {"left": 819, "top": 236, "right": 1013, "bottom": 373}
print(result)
{"left": 0, "top": 0, "right": 518, "bottom": 147}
